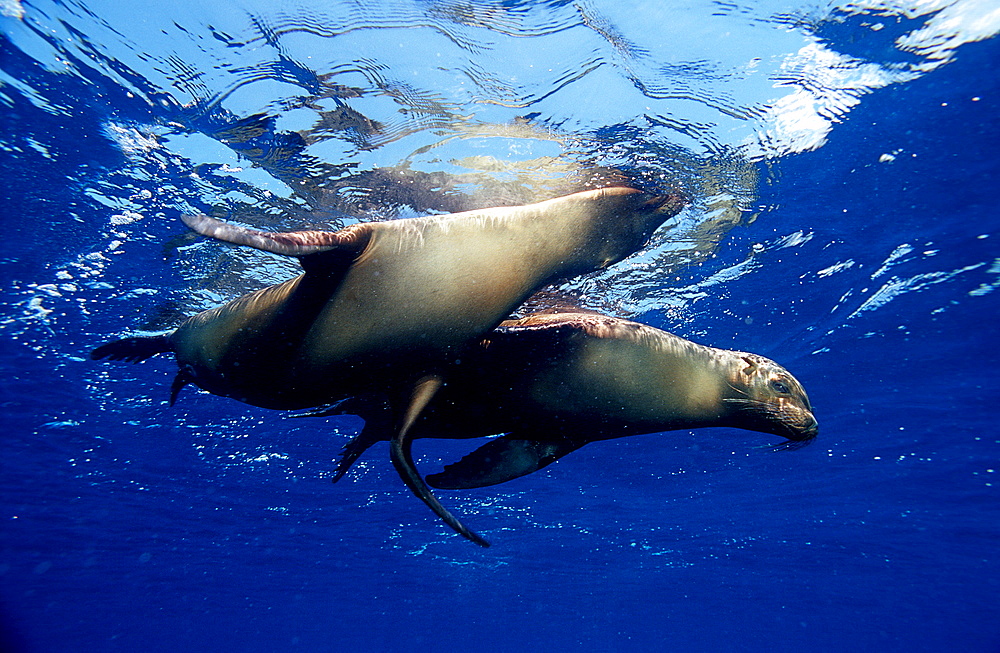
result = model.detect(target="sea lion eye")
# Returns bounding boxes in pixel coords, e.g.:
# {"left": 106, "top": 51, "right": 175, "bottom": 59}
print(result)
{"left": 770, "top": 379, "right": 791, "bottom": 394}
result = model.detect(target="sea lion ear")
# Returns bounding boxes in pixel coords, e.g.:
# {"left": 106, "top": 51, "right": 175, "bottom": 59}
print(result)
{"left": 741, "top": 356, "right": 759, "bottom": 376}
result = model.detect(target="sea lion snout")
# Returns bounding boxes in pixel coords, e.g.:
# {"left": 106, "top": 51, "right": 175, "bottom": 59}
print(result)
{"left": 798, "top": 415, "right": 819, "bottom": 440}
{"left": 737, "top": 402, "right": 818, "bottom": 442}
{"left": 781, "top": 411, "right": 818, "bottom": 442}
{"left": 645, "top": 190, "right": 689, "bottom": 215}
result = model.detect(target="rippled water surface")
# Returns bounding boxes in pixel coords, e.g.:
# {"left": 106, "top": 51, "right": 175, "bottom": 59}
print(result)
{"left": 2, "top": 1, "right": 999, "bottom": 651}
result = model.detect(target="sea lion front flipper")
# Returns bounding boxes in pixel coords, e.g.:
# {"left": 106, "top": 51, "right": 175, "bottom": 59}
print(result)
{"left": 390, "top": 376, "right": 491, "bottom": 547}
{"left": 426, "top": 436, "right": 585, "bottom": 490}
{"left": 182, "top": 214, "right": 371, "bottom": 258}
{"left": 169, "top": 369, "right": 193, "bottom": 406}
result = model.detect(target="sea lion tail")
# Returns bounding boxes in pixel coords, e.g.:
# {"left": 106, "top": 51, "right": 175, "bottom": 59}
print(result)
{"left": 182, "top": 214, "right": 371, "bottom": 257}
{"left": 90, "top": 334, "right": 173, "bottom": 363}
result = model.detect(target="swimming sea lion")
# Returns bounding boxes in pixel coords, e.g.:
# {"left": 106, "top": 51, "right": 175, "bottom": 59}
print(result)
{"left": 330, "top": 311, "right": 817, "bottom": 546}
{"left": 92, "top": 188, "right": 685, "bottom": 545}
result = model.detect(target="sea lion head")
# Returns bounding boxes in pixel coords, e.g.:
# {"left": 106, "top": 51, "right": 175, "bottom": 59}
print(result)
{"left": 576, "top": 187, "right": 688, "bottom": 268}
{"left": 722, "top": 353, "right": 818, "bottom": 445}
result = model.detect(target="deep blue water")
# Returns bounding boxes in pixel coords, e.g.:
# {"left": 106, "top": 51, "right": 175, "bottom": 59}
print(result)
{"left": 2, "top": 1, "right": 999, "bottom": 651}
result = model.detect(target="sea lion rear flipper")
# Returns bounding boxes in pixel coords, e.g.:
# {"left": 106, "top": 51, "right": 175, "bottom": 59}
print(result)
{"left": 90, "top": 334, "right": 173, "bottom": 363}
{"left": 389, "top": 376, "right": 490, "bottom": 547}
{"left": 182, "top": 214, "right": 371, "bottom": 258}
{"left": 288, "top": 395, "right": 397, "bottom": 482}
{"left": 426, "top": 436, "right": 585, "bottom": 490}
{"left": 289, "top": 394, "right": 385, "bottom": 420}
{"left": 324, "top": 396, "right": 394, "bottom": 482}
{"left": 91, "top": 334, "right": 186, "bottom": 405}
{"left": 332, "top": 429, "right": 383, "bottom": 483}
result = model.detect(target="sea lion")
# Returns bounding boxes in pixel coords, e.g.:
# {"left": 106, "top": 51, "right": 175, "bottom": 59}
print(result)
{"left": 329, "top": 311, "right": 818, "bottom": 546}
{"left": 92, "top": 188, "right": 685, "bottom": 545}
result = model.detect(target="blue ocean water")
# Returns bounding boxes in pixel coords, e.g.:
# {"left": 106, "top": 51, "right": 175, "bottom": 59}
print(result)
{"left": 2, "top": 1, "right": 998, "bottom": 651}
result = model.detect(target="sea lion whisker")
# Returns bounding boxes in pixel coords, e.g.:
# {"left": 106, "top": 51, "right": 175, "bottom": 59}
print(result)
{"left": 775, "top": 437, "right": 816, "bottom": 452}
{"left": 722, "top": 397, "right": 773, "bottom": 412}
{"left": 751, "top": 437, "right": 813, "bottom": 453}
{"left": 725, "top": 380, "right": 752, "bottom": 398}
